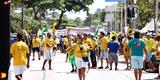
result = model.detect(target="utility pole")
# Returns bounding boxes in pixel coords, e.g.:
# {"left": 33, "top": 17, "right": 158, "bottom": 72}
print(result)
{"left": 21, "top": 0, "right": 24, "bottom": 29}
{"left": 0, "top": 0, "right": 11, "bottom": 79}
{"left": 120, "top": 1, "right": 123, "bottom": 33}
{"left": 124, "top": 0, "right": 127, "bottom": 33}
{"left": 155, "top": 0, "right": 159, "bottom": 33}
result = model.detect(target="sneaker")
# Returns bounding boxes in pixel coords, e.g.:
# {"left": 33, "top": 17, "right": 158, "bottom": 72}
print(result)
{"left": 110, "top": 68, "right": 112, "bottom": 70}
{"left": 154, "top": 75, "right": 160, "bottom": 79}
{"left": 42, "top": 67, "right": 45, "bottom": 70}
{"left": 115, "top": 68, "right": 118, "bottom": 70}
{"left": 38, "top": 58, "right": 41, "bottom": 60}
{"left": 125, "top": 68, "right": 128, "bottom": 70}
{"left": 71, "top": 69, "right": 74, "bottom": 72}
{"left": 74, "top": 70, "right": 77, "bottom": 72}
{"left": 91, "top": 66, "right": 97, "bottom": 69}
{"left": 98, "top": 66, "right": 103, "bottom": 69}
{"left": 105, "top": 66, "right": 109, "bottom": 69}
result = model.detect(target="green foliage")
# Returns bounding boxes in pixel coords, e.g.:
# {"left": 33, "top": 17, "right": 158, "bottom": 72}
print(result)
{"left": 136, "top": 0, "right": 154, "bottom": 29}
{"left": 83, "top": 8, "right": 106, "bottom": 27}
{"left": 10, "top": 12, "right": 40, "bottom": 33}
{"left": 74, "top": 17, "right": 83, "bottom": 27}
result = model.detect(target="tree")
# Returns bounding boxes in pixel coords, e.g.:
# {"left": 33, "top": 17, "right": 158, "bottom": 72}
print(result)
{"left": 50, "top": 0, "right": 94, "bottom": 29}
{"left": 136, "top": 0, "right": 156, "bottom": 29}
{"left": 83, "top": 13, "right": 93, "bottom": 26}
{"left": 74, "top": 17, "right": 83, "bottom": 27}
{"left": 83, "top": 8, "right": 106, "bottom": 27}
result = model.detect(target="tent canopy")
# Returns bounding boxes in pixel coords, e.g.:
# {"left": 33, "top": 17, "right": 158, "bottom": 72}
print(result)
{"left": 140, "top": 19, "right": 155, "bottom": 33}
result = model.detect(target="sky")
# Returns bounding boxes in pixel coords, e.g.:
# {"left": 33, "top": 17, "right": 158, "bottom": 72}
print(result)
{"left": 65, "top": 0, "right": 117, "bottom": 20}
{"left": 15, "top": 0, "right": 117, "bottom": 20}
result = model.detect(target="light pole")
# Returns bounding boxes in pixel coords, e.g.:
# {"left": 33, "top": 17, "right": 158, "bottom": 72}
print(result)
{"left": 120, "top": 1, "right": 123, "bottom": 33}
{"left": 21, "top": 0, "right": 24, "bottom": 29}
{"left": 155, "top": 0, "right": 159, "bottom": 33}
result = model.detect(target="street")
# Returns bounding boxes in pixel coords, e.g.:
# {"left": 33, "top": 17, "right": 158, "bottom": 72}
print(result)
{"left": 9, "top": 50, "right": 158, "bottom": 80}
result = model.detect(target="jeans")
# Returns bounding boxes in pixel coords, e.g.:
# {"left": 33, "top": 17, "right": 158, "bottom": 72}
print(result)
{"left": 90, "top": 50, "right": 97, "bottom": 67}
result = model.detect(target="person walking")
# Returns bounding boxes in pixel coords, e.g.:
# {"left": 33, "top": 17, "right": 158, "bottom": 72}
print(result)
{"left": 127, "top": 31, "right": 148, "bottom": 80}
{"left": 90, "top": 34, "right": 98, "bottom": 68}
{"left": 31, "top": 35, "right": 41, "bottom": 60}
{"left": 107, "top": 36, "right": 120, "bottom": 70}
{"left": 10, "top": 32, "right": 30, "bottom": 80}
{"left": 71, "top": 34, "right": 89, "bottom": 80}
{"left": 42, "top": 32, "right": 56, "bottom": 70}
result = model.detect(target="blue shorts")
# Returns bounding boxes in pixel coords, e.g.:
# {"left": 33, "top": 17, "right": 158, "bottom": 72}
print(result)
{"left": 131, "top": 56, "right": 143, "bottom": 69}
{"left": 100, "top": 51, "right": 108, "bottom": 59}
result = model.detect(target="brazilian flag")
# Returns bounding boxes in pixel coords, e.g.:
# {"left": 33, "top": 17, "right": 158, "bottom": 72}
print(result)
{"left": 94, "top": 27, "right": 100, "bottom": 38}
{"left": 42, "top": 24, "right": 49, "bottom": 32}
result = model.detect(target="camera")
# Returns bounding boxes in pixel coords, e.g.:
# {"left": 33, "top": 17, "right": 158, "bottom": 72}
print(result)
{"left": 80, "top": 47, "right": 83, "bottom": 51}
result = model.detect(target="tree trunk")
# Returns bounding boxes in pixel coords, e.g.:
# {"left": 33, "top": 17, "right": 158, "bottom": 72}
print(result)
{"left": 56, "top": 10, "right": 65, "bottom": 29}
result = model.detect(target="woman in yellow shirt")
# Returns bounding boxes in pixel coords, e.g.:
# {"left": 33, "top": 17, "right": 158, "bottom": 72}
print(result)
{"left": 71, "top": 34, "right": 89, "bottom": 80}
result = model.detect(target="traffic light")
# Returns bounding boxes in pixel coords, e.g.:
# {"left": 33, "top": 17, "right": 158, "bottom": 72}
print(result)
{"left": 127, "top": 7, "right": 135, "bottom": 18}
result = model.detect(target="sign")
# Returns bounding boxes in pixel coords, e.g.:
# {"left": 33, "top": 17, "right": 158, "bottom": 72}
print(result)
{"left": 55, "top": 29, "right": 67, "bottom": 36}
{"left": 105, "top": 5, "right": 117, "bottom": 11}
{"left": 67, "top": 27, "right": 91, "bottom": 35}
{"left": 105, "top": 14, "right": 114, "bottom": 22}
{"left": 105, "top": 0, "right": 126, "bottom": 2}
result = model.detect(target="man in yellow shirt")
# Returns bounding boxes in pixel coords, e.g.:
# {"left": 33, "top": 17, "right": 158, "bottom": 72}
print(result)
{"left": 10, "top": 33, "right": 30, "bottom": 80}
{"left": 122, "top": 36, "right": 132, "bottom": 70}
{"left": 83, "top": 34, "right": 92, "bottom": 69}
{"left": 42, "top": 32, "right": 56, "bottom": 70}
{"left": 90, "top": 34, "right": 98, "bottom": 68}
{"left": 144, "top": 34, "right": 156, "bottom": 71}
{"left": 98, "top": 32, "right": 109, "bottom": 69}
{"left": 31, "top": 35, "right": 41, "bottom": 60}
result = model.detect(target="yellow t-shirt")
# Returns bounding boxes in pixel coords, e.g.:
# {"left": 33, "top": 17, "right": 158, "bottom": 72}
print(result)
{"left": 91, "top": 38, "right": 98, "bottom": 50}
{"left": 32, "top": 38, "right": 41, "bottom": 48}
{"left": 73, "top": 42, "right": 89, "bottom": 58}
{"left": 153, "top": 41, "right": 160, "bottom": 56}
{"left": 84, "top": 38, "right": 92, "bottom": 46}
{"left": 100, "top": 37, "right": 108, "bottom": 51}
{"left": 42, "top": 38, "right": 56, "bottom": 51}
{"left": 144, "top": 38, "right": 155, "bottom": 53}
{"left": 64, "top": 38, "right": 69, "bottom": 46}
{"left": 123, "top": 39, "right": 128, "bottom": 54}
{"left": 10, "top": 41, "right": 29, "bottom": 66}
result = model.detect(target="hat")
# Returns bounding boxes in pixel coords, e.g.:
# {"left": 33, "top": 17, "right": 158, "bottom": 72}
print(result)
{"left": 77, "top": 34, "right": 84, "bottom": 39}
{"left": 146, "top": 33, "right": 151, "bottom": 36}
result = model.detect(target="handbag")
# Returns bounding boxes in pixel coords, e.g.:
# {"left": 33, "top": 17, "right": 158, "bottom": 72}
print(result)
{"left": 82, "top": 56, "right": 89, "bottom": 62}
{"left": 78, "top": 43, "right": 89, "bottom": 62}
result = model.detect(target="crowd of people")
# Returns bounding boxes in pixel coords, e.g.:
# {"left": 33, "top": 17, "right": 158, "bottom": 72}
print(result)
{"left": 10, "top": 29, "right": 160, "bottom": 80}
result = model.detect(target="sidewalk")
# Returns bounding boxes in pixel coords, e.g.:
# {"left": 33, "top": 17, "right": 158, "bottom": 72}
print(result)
{"left": 8, "top": 51, "right": 158, "bottom": 80}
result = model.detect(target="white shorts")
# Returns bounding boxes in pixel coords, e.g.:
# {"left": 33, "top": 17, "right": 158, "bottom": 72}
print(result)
{"left": 75, "top": 57, "right": 88, "bottom": 69}
{"left": 131, "top": 56, "right": 143, "bottom": 69}
{"left": 44, "top": 50, "right": 53, "bottom": 60}
{"left": 100, "top": 51, "right": 108, "bottom": 59}
{"left": 14, "top": 65, "right": 26, "bottom": 75}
